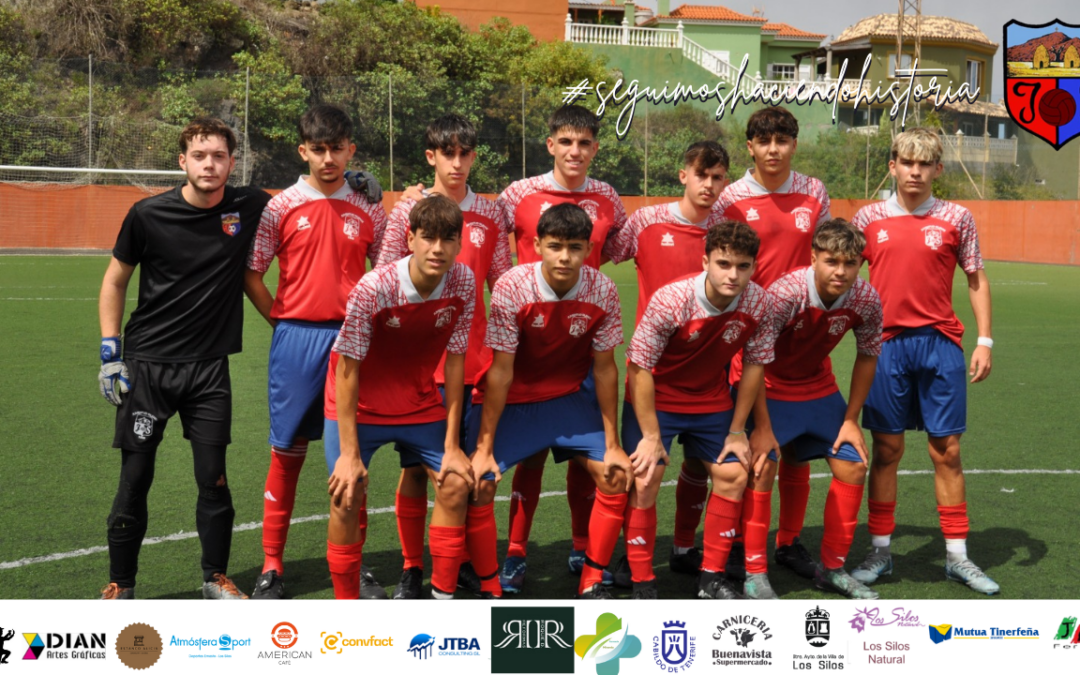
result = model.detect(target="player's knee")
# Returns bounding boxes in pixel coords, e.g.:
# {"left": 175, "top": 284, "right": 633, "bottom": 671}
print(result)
{"left": 472, "top": 480, "right": 498, "bottom": 506}
{"left": 835, "top": 459, "right": 867, "bottom": 485}
{"left": 197, "top": 474, "right": 232, "bottom": 504}
{"left": 713, "top": 462, "right": 747, "bottom": 492}
{"left": 928, "top": 438, "right": 963, "bottom": 471}
{"left": 405, "top": 465, "right": 427, "bottom": 486}
{"left": 435, "top": 473, "right": 470, "bottom": 510}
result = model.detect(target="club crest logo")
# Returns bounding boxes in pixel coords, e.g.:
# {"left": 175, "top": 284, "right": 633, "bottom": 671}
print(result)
{"left": 342, "top": 213, "right": 363, "bottom": 240}
{"left": 1005, "top": 20, "right": 1080, "bottom": 149}
{"left": 722, "top": 319, "right": 747, "bottom": 344}
{"left": 792, "top": 207, "right": 813, "bottom": 232}
{"left": 468, "top": 222, "right": 487, "bottom": 247}
{"left": 577, "top": 199, "right": 600, "bottom": 222}
{"left": 921, "top": 225, "right": 946, "bottom": 250}
{"left": 221, "top": 212, "right": 241, "bottom": 237}
{"left": 568, "top": 313, "right": 592, "bottom": 338}
{"left": 434, "top": 306, "right": 455, "bottom": 329}
{"left": 652, "top": 620, "right": 695, "bottom": 672}
{"left": 133, "top": 411, "right": 157, "bottom": 441}
{"left": 827, "top": 316, "right": 849, "bottom": 336}
{"left": 805, "top": 607, "right": 830, "bottom": 647}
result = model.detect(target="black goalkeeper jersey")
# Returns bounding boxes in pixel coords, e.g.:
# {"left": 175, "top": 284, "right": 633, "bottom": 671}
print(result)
{"left": 112, "top": 185, "right": 271, "bottom": 363}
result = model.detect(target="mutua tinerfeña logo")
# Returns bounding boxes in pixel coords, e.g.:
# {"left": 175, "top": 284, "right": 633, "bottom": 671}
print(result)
{"left": 652, "top": 620, "right": 695, "bottom": 672}
{"left": 929, "top": 623, "right": 1040, "bottom": 643}
{"left": 20, "top": 632, "right": 106, "bottom": 661}
{"left": 712, "top": 615, "right": 773, "bottom": 667}
{"left": 491, "top": 607, "right": 574, "bottom": 674}
{"left": 1004, "top": 20, "right": 1080, "bottom": 149}
{"left": 1054, "top": 617, "right": 1080, "bottom": 649}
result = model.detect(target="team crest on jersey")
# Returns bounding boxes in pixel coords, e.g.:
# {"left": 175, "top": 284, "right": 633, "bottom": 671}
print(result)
{"left": 661, "top": 232, "right": 675, "bottom": 247}
{"left": 434, "top": 306, "right": 455, "bottom": 329}
{"left": 877, "top": 229, "right": 889, "bottom": 243}
{"left": 828, "top": 316, "right": 849, "bottom": 336}
{"left": 921, "top": 225, "right": 946, "bottom": 250}
{"left": 745, "top": 208, "right": 760, "bottom": 221}
{"left": 343, "top": 213, "right": 364, "bottom": 240}
{"left": 794, "top": 319, "right": 805, "bottom": 331}
{"left": 722, "top": 319, "right": 747, "bottom": 344}
{"left": 531, "top": 313, "right": 546, "bottom": 328}
{"left": 468, "top": 222, "right": 487, "bottom": 247}
{"left": 792, "top": 207, "right": 813, "bottom": 232}
{"left": 567, "top": 313, "right": 592, "bottom": 338}
{"left": 132, "top": 411, "right": 158, "bottom": 440}
{"left": 687, "top": 330, "right": 701, "bottom": 342}
{"left": 221, "top": 212, "right": 241, "bottom": 237}
{"left": 577, "top": 199, "right": 600, "bottom": 222}
{"left": 386, "top": 316, "right": 401, "bottom": 328}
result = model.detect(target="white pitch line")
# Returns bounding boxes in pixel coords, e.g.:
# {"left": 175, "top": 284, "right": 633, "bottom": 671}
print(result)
{"left": 1, "top": 468, "right": 1076, "bottom": 571}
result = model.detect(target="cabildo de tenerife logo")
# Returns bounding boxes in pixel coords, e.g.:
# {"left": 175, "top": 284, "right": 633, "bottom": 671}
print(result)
{"left": 575, "top": 613, "right": 642, "bottom": 675}
{"left": 170, "top": 633, "right": 251, "bottom": 659}
{"left": 651, "top": 620, "right": 695, "bottom": 672}
{"left": 929, "top": 623, "right": 1040, "bottom": 644}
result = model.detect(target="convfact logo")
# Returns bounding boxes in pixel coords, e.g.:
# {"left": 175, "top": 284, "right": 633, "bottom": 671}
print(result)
{"left": 492, "top": 607, "right": 574, "bottom": 674}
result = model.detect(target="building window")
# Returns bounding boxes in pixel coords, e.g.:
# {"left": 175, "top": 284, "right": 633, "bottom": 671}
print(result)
{"left": 769, "top": 63, "right": 796, "bottom": 80}
{"left": 966, "top": 59, "right": 982, "bottom": 91}
{"left": 961, "top": 121, "right": 976, "bottom": 136}
{"left": 888, "top": 53, "right": 913, "bottom": 78}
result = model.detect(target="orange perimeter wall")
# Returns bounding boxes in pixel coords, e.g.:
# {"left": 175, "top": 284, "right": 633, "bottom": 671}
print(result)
{"left": 2, "top": 185, "right": 1077, "bottom": 265}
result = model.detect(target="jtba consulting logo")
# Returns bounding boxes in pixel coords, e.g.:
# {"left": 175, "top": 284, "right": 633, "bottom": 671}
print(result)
{"left": 491, "top": 607, "right": 574, "bottom": 674}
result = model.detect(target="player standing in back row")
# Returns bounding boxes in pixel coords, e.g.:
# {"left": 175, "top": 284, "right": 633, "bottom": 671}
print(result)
{"left": 715, "top": 107, "right": 831, "bottom": 583}
{"left": 97, "top": 118, "right": 270, "bottom": 600}
{"left": 849, "top": 128, "right": 997, "bottom": 595}
{"left": 494, "top": 105, "right": 626, "bottom": 592}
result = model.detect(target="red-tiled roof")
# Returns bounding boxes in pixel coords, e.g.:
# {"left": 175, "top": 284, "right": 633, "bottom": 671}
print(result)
{"left": 762, "top": 22, "right": 826, "bottom": 40}
{"left": 658, "top": 4, "right": 766, "bottom": 24}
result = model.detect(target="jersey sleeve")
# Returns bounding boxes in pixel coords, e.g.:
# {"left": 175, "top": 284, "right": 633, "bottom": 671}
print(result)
{"left": 112, "top": 205, "right": 145, "bottom": 267}
{"left": 605, "top": 209, "right": 641, "bottom": 264}
{"left": 495, "top": 188, "right": 517, "bottom": 234}
{"left": 591, "top": 278, "right": 624, "bottom": 353}
{"left": 488, "top": 209, "right": 514, "bottom": 287}
{"left": 850, "top": 206, "right": 871, "bottom": 232}
{"left": 447, "top": 267, "right": 476, "bottom": 355}
{"left": 852, "top": 283, "right": 884, "bottom": 356}
{"left": 956, "top": 208, "right": 984, "bottom": 274}
{"left": 742, "top": 287, "right": 777, "bottom": 366}
{"left": 484, "top": 276, "right": 521, "bottom": 354}
{"left": 366, "top": 201, "right": 390, "bottom": 268}
{"left": 625, "top": 285, "right": 680, "bottom": 369}
{"left": 333, "top": 277, "right": 378, "bottom": 363}
{"left": 765, "top": 278, "right": 801, "bottom": 336}
{"left": 600, "top": 191, "right": 629, "bottom": 260}
{"left": 814, "top": 179, "right": 832, "bottom": 225}
{"left": 374, "top": 201, "right": 412, "bottom": 267}
{"left": 246, "top": 196, "right": 284, "bottom": 273}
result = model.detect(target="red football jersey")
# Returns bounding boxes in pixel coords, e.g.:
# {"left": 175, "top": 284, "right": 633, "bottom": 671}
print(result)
{"left": 327, "top": 257, "right": 475, "bottom": 424}
{"left": 608, "top": 202, "right": 723, "bottom": 326}
{"left": 736, "top": 267, "right": 882, "bottom": 401}
{"left": 476, "top": 263, "right": 623, "bottom": 405}
{"left": 627, "top": 274, "right": 775, "bottom": 414}
{"left": 247, "top": 178, "right": 387, "bottom": 322}
{"left": 497, "top": 172, "right": 627, "bottom": 269}
{"left": 852, "top": 196, "right": 983, "bottom": 347}
{"left": 715, "top": 170, "right": 831, "bottom": 288}
{"left": 374, "top": 188, "right": 512, "bottom": 385}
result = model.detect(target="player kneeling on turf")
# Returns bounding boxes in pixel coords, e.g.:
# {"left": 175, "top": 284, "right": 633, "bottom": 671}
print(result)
{"left": 466, "top": 203, "right": 631, "bottom": 599}
{"left": 621, "top": 220, "right": 776, "bottom": 599}
{"left": 732, "top": 219, "right": 882, "bottom": 600}
{"left": 326, "top": 195, "right": 476, "bottom": 600}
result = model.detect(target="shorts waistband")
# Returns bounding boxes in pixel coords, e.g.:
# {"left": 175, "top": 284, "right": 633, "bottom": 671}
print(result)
{"left": 893, "top": 326, "right": 943, "bottom": 338}
{"left": 277, "top": 319, "right": 344, "bottom": 330}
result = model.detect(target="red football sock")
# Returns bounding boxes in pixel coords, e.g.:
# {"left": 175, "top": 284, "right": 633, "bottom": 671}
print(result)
{"left": 624, "top": 505, "right": 657, "bottom": 583}
{"left": 578, "top": 490, "right": 628, "bottom": 593}
{"left": 466, "top": 503, "right": 502, "bottom": 597}
{"left": 673, "top": 464, "right": 709, "bottom": 549}
{"left": 428, "top": 525, "right": 466, "bottom": 596}
{"left": 262, "top": 449, "right": 307, "bottom": 574}
{"left": 395, "top": 492, "right": 428, "bottom": 569}
{"left": 775, "top": 460, "right": 811, "bottom": 548}
{"left": 506, "top": 464, "right": 544, "bottom": 558}
{"left": 701, "top": 493, "right": 741, "bottom": 573}
{"left": 820, "top": 479, "right": 864, "bottom": 569}
{"left": 326, "top": 540, "right": 363, "bottom": 600}
{"left": 741, "top": 489, "right": 772, "bottom": 575}
{"left": 937, "top": 502, "right": 969, "bottom": 540}
{"left": 567, "top": 460, "right": 596, "bottom": 551}
{"left": 867, "top": 499, "right": 897, "bottom": 538}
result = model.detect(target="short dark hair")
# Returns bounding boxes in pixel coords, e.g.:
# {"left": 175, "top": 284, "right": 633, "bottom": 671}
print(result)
{"left": 683, "top": 141, "right": 729, "bottom": 172}
{"left": 547, "top": 104, "right": 600, "bottom": 139}
{"left": 705, "top": 219, "right": 760, "bottom": 259}
{"left": 745, "top": 106, "right": 799, "bottom": 141}
{"left": 425, "top": 113, "right": 478, "bottom": 153}
{"left": 298, "top": 104, "right": 353, "bottom": 145}
{"left": 812, "top": 218, "right": 866, "bottom": 259}
{"left": 179, "top": 118, "right": 237, "bottom": 156}
{"left": 536, "top": 203, "right": 593, "bottom": 241}
{"left": 409, "top": 194, "right": 463, "bottom": 240}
